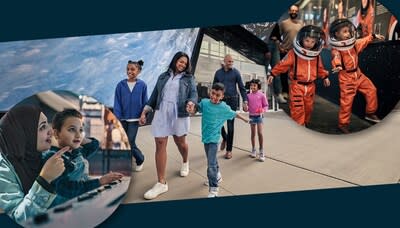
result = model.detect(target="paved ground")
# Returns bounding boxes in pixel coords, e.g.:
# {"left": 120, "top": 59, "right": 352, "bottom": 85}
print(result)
{"left": 123, "top": 98, "right": 400, "bottom": 204}
{"left": 279, "top": 95, "right": 373, "bottom": 134}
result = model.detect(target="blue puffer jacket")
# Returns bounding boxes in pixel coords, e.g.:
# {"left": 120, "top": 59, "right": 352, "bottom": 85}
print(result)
{"left": 0, "top": 152, "right": 56, "bottom": 223}
{"left": 146, "top": 70, "right": 198, "bottom": 117}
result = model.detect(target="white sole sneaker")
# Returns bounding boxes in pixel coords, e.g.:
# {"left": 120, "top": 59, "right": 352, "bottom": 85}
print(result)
{"left": 207, "top": 191, "right": 218, "bottom": 198}
{"left": 250, "top": 151, "right": 257, "bottom": 158}
{"left": 204, "top": 177, "right": 222, "bottom": 186}
{"left": 144, "top": 182, "right": 168, "bottom": 200}
{"left": 208, "top": 187, "right": 219, "bottom": 197}
{"left": 204, "top": 172, "right": 222, "bottom": 186}
{"left": 365, "top": 116, "right": 381, "bottom": 123}
{"left": 180, "top": 162, "right": 189, "bottom": 177}
{"left": 135, "top": 163, "right": 144, "bottom": 172}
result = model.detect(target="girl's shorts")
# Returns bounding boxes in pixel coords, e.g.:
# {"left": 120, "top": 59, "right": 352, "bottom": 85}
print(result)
{"left": 249, "top": 115, "right": 263, "bottom": 124}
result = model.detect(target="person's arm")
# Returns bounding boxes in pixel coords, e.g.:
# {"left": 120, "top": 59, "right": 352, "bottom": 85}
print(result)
{"left": 186, "top": 76, "right": 198, "bottom": 107}
{"left": 221, "top": 102, "right": 249, "bottom": 123}
{"left": 262, "top": 93, "right": 269, "bottom": 112}
{"left": 52, "top": 175, "right": 101, "bottom": 199}
{"left": 331, "top": 49, "right": 343, "bottom": 73}
{"left": 235, "top": 112, "right": 250, "bottom": 123}
{"left": 80, "top": 137, "right": 100, "bottom": 159}
{"left": 355, "top": 34, "right": 375, "bottom": 52}
{"left": 188, "top": 96, "right": 203, "bottom": 115}
{"left": 236, "top": 70, "right": 248, "bottom": 103}
{"left": 268, "top": 50, "right": 294, "bottom": 84}
{"left": 317, "top": 56, "right": 329, "bottom": 79}
{"left": 113, "top": 83, "right": 123, "bottom": 120}
{"left": 212, "top": 71, "right": 219, "bottom": 85}
{"left": 140, "top": 74, "right": 163, "bottom": 125}
{"left": 0, "top": 159, "right": 56, "bottom": 223}
{"left": 316, "top": 56, "right": 330, "bottom": 87}
{"left": 143, "top": 75, "right": 161, "bottom": 114}
{"left": 142, "top": 83, "right": 149, "bottom": 111}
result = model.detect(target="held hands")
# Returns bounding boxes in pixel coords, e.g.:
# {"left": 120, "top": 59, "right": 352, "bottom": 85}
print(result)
{"left": 323, "top": 78, "right": 331, "bottom": 87}
{"left": 186, "top": 101, "right": 196, "bottom": 115}
{"left": 332, "top": 66, "right": 342, "bottom": 73}
{"left": 242, "top": 102, "right": 249, "bottom": 112}
{"left": 99, "top": 171, "right": 124, "bottom": 185}
{"left": 139, "top": 112, "right": 147, "bottom": 125}
{"left": 40, "top": 146, "right": 70, "bottom": 183}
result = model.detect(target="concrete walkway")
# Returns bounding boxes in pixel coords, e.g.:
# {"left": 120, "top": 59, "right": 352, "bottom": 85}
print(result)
{"left": 123, "top": 104, "right": 400, "bottom": 204}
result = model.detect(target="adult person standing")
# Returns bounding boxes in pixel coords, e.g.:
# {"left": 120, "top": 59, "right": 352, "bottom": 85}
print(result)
{"left": 268, "top": 23, "right": 287, "bottom": 103}
{"left": 139, "top": 51, "right": 197, "bottom": 200}
{"left": 278, "top": 4, "right": 304, "bottom": 98}
{"left": 213, "top": 54, "right": 248, "bottom": 159}
{"left": 0, "top": 105, "right": 68, "bottom": 223}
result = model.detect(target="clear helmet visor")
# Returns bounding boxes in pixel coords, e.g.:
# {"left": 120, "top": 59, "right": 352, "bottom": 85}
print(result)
{"left": 329, "top": 19, "right": 357, "bottom": 50}
{"left": 293, "top": 25, "right": 325, "bottom": 60}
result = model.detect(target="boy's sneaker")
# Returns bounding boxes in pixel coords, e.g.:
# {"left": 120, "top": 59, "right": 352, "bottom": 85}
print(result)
{"left": 180, "top": 162, "right": 189, "bottom": 177}
{"left": 144, "top": 182, "right": 168, "bottom": 200}
{"left": 365, "top": 114, "right": 381, "bottom": 123}
{"left": 250, "top": 148, "right": 257, "bottom": 158}
{"left": 258, "top": 149, "right": 266, "bottom": 162}
{"left": 204, "top": 172, "right": 222, "bottom": 186}
{"left": 208, "top": 187, "right": 219, "bottom": 198}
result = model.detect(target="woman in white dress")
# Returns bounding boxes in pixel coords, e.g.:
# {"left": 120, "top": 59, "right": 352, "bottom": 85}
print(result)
{"left": 140, "top": 51, "right": 197, "bottom": 200}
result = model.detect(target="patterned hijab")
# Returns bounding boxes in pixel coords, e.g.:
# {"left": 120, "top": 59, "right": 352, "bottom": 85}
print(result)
{"left": 0, "top": 105, "right": 43, "bottom": 194}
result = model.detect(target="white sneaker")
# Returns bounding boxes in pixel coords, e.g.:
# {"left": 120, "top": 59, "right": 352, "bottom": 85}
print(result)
{"left": 250, "top": 148, "right": 257, "bottom": 158}
{"left": 180, "top": 162, "right": 189, "bottom": 177}
{"left": 207, "top": 187, "right": 219, "bottom": 198}
{"left": 135, "top": 163, "right": 144, "bottom": 172}
{"left": 204, "top": 172, "right": 222, "bottom": 186}
{"left": 276, "top": 94, "right": 287, "bottom": 103}
{"left": 258, "top": 150, "right": 266, "bottom": 162}
{"left": 143, "top": 182, "right": 168, "bottom": 200}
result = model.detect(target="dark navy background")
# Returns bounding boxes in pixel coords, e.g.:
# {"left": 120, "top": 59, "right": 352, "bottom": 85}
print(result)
{"left": 0, "top": 0, "right": 399, "bottom": 227}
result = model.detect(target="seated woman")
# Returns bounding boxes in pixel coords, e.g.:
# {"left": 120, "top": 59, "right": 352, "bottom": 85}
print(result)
{"left": 0, "top": 105, "right": 67, "bottom": 223}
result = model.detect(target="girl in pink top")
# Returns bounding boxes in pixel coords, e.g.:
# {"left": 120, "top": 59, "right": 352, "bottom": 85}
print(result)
{"left": 247, "top": 79, "right": 268, "bottom": 161}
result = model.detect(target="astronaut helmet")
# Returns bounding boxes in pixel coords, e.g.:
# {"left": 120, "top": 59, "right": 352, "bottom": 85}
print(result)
{"left": 329, "top": 18, "right": 357, "bottom": 51}
{"left": 293, "top": 25, "right": 325, "bottom": 60}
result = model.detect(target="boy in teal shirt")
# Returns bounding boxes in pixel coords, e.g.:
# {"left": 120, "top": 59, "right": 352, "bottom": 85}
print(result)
{"left": 189, "top": 83, "right": 249, "bottom": 197}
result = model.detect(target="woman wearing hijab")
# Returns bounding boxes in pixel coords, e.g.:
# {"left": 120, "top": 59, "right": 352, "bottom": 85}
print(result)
{"left": 0, "top": 105, "right": 68, "bottom": 223}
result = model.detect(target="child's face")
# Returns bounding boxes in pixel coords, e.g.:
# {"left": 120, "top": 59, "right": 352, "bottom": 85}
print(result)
{"left": 54, "top": 116, "right": 84, "bottom": 150}
{"left": 126, "top": 64, "right": 140, "bottom": 81}
{"left": 335, "top": 26, "right": 352, "bottom": 40}
{"left": 209, "top": 89, "right": 224, "bottom": 104}
{"left": 250, "top": 83, "right": 259, "bottom": 93}
{"left": 302, "top": 37, "right": 317, "bottom": 50}
{"left": 37, "top": 112, "right": 53, "bottom": 152}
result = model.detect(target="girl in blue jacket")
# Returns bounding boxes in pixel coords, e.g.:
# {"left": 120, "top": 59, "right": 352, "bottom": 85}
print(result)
{"left": 114, "top": 60, "right": 148, "bottom": 172}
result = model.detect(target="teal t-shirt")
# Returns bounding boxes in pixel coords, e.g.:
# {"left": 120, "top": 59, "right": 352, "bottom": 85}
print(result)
{"left": 198, "top": 99, "right": 237, "bottom": 143}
